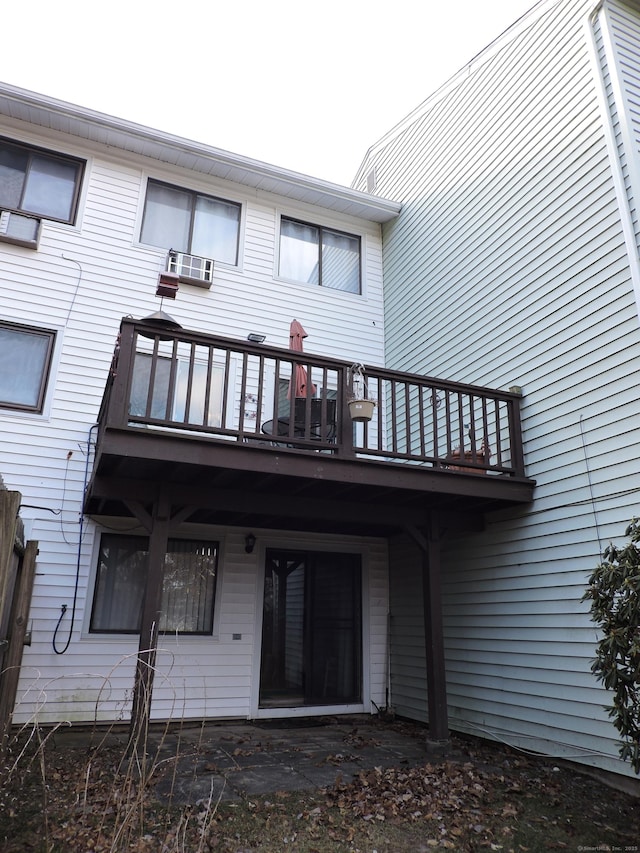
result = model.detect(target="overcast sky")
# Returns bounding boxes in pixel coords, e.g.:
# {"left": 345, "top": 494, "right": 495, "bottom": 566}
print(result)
{"left": 2, "top": 0, "right": 538, "bottom": 186}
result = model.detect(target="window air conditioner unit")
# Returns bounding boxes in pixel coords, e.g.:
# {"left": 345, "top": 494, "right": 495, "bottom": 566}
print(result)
{"left": 0, "top": 210, "right": 42, "bottom": 249}
{"left": 167, "top": 250, "right": 214, "bottom": 288}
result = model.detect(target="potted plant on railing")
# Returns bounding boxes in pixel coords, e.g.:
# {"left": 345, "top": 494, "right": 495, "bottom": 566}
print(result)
{"left": 448, "top": 428, "right": 491, "bottom": 474}
{"left": 347, "top": 364, "right": 377, "bottom": 423}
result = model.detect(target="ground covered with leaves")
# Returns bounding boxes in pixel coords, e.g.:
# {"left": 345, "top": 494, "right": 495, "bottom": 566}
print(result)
{"left": 0, "top": 724, "right": 638, "bottom": 852}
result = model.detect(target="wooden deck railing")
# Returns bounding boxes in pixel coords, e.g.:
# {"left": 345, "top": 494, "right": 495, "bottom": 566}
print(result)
{"left": 98, "top": 318, "right": 526, "bottom": 477}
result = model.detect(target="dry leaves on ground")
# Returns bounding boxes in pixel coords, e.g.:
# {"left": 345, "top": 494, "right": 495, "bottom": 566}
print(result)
{"left": 327, "top": 760, "right": 505, "bottom": 847}
{"left": 1, "top": 724, "right": 639, "bottom": 853}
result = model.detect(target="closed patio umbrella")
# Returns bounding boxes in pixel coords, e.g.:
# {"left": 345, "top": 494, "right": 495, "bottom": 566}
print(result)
{"left": 288, "top": 319, "right": 316, "bottom": 399}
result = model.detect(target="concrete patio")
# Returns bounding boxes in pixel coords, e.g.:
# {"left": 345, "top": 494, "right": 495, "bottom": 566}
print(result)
{"left": 51, "top": 715, "right": 442, "bottom": 805}
{"left": 155, "top": 717, "right": 438, "bottom": 805}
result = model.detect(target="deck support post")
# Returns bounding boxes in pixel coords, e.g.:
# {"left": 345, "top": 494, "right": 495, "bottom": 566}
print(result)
{"left": 407, "top": 517, "right": 449, "bottom": 745}
{"left": 128, "top": 491, "right": 171, "bottom": 756}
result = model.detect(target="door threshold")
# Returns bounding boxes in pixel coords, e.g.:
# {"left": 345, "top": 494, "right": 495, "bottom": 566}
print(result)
{"left": 254, "top": 704, "right": 365, "bottom": 720}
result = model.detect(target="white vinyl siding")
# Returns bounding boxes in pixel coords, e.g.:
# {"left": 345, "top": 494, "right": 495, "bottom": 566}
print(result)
{"left": 11, "top": 529, "right": 388, "bottom": 725}
{"left": 367, "top": 0, "right": 640, "bottom": 778}
{"left": 0, "top": 129, "right": 389, "bottom": 725}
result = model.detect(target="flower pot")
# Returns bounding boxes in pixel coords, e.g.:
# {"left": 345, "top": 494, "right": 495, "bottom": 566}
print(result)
{"left": 348, "top": 398, "right": 376, "bottom": 422}
{"left": 448, "top": 446, "right": 489, "bottom": 474}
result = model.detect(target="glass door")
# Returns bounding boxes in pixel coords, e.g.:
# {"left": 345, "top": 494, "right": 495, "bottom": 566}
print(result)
{"left": 259, "top": 549, "right": 362, "bottom": 707}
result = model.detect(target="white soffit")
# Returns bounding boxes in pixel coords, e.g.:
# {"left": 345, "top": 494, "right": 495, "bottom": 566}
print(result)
{"left": 0, "top": 82, "right": 401, "bottom": 224}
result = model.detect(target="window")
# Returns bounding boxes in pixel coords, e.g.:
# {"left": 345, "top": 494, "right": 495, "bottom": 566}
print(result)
{"left": 90, "top": 534, "right": 219, "bottom": 635}
{"left": 0, "top": 137, "right": 84, "bottom": 223}
{"left": 140, "top": 180, "right": 241, "bottom": 265}
{"left": 129, "top": 352, "right": 224, "bottom": 427}
{"left": 0, "top": 321, "right": 56, "bottom": 413}
{"left": 279, "top": 217, "right": 361, "bottom": 294}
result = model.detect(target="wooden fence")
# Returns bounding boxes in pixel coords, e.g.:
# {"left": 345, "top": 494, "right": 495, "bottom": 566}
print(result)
{"left": 0, "top": 490, "right": 38, "bottom": 769}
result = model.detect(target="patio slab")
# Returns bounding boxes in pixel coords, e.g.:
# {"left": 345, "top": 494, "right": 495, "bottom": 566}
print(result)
{"left": 151, "top": 716, "right": 434, "bottom": 804}
{"left": 50, "top": 715, "right": 443, "bottom": 806}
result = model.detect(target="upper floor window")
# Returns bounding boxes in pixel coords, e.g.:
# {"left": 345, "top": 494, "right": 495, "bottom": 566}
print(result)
{"left": 0, "top": 138, "right": 84, "bottom": 223}
{"left": 279, "top": 217, "right": 361, "bottom": 294}
{"left": 140, "top": 180, "right": 241, "bottom": 266}
{"left": 0, "top": 321, "right": 56, "bottom": 413}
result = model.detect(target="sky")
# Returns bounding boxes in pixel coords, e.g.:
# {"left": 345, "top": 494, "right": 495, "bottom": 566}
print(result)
{"left": 1, "top": 0, "right": 537, "bottom": 186}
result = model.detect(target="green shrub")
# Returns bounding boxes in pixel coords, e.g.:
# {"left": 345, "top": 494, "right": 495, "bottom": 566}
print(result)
{"left": 583, "top": 518, "right": 640, "bottom": 773}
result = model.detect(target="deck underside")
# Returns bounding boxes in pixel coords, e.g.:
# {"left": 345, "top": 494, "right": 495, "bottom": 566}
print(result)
{"left": 85, "top": 428, "right": 535, "bottom": 536}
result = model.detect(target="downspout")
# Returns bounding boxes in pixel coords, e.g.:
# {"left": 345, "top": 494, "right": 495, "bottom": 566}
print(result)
{"left": 584, "top": 0, "right": 640, "bottom": 323}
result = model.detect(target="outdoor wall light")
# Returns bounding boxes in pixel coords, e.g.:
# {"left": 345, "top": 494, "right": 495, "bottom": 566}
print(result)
{"left": 247, "top": 333, "right": 266, "bottom": 343}
{"left": 244, "top": 533, "right": 256, "bottom": 554}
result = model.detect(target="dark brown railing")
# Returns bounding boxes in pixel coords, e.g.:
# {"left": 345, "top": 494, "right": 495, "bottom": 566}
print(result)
{"left": 99, "top": 318, "right": 526, "bottom": 477}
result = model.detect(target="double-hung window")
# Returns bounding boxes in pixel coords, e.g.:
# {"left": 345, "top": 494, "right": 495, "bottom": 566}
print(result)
{"left": 0, "top": 321, "right": 56, "bottom": 413}
{"left": 90, "top": 534, "right": 219, "bottom": 635}
{"left": 140, "top": 179, "right": 241, "bottom": 266}
{"left": 0, "top": 137, "right": 83, "bottom": 223}
{"left": 279, "top": 217, "right": 361, "bottom": 294}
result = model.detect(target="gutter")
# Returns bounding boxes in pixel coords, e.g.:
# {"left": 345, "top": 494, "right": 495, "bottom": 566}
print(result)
{"left": 0, "top": 81, "right": 402, "bottom": 223}
{"left": 584, "top": 0, "right": 640, "bottom": 323}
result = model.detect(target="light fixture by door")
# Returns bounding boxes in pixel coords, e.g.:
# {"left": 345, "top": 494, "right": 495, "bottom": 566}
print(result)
{"left": 244, "top": 533, "right": 256, "bottom": 553}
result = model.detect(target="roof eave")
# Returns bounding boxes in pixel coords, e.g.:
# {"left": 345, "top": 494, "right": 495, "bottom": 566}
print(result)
{"left": 0, "top": 82, "right": 401, "bottom": 223}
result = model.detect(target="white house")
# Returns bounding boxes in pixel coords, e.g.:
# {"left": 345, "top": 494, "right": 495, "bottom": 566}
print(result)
{"left": 352, "top": 0, "right": 640, "bottom": 779}
{"left": 0, "top": 83, "right": 532, "bottom": 745}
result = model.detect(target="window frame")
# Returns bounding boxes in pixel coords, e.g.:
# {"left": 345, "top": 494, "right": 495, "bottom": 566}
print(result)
{"left": 140, "top": 178, "right": 242, "bottom": 267}
{"left": 278, "top": 215, "right": 362, "bottom": 294}
{"left": 0, "top": 320, "right": 57, "bottom": 414}
{"left": 88, "top": 533, "right": 220, "bottom": 636}
{"left": 0, "top": 135, "right": 85, "bottom": 225}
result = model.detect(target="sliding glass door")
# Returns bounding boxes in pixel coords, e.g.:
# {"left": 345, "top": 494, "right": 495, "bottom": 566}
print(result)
{"left": 259, "top": 549, "right": 362, "bottom": 707}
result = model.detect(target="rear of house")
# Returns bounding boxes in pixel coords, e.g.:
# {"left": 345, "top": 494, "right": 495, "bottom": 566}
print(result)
{"left": 353, "top": 0, "right": 640, "bottom": 779}
{"left": 0, "top": 83, "right": 395, "bottom": 726}
{"left": 0, "top": 84, "right": 532, "bottom": 736}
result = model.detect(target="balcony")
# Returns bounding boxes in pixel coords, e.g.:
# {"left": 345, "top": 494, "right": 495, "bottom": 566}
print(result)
{"left": 84, "top": 318, "right": 535, "bottom": 536}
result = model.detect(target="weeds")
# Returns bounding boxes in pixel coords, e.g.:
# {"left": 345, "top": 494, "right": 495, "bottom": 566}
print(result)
{"left": 1, "top": 662, "right": 638, "bottom": 852}
{"left": 1, "top": 719, "right": 223, "bottom": 853}
{"left": 0, "top": 655, "right": 223, "bottom": 853}
{"left": 1, "top": 716, "right": 639, "bottom": 853}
